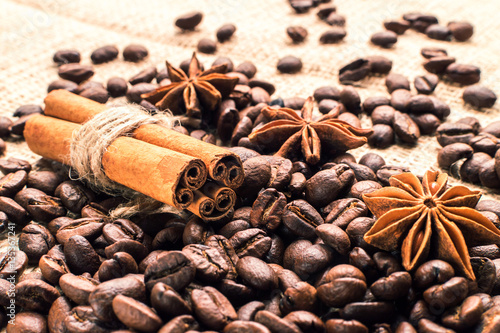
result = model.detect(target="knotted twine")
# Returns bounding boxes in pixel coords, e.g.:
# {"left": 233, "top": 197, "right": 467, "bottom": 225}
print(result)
{"left": 69, "top": 104, "right": 180, "bottom": 219}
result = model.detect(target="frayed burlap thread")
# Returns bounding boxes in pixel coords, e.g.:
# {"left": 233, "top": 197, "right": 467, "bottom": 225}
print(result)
{"left": 69, "top": 104, "right": 179, "bottom": 218}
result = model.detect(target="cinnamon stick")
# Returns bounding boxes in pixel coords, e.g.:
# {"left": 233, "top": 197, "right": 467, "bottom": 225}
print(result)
{"left": 44, "top": 89, "right": 244, "bottom": 188}
{"left": 24, "top": 115, "right": 207, "bottom": 211}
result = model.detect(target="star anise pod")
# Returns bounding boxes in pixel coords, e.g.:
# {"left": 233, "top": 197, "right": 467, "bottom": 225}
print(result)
{"left": 142, "top": 52, "right": 238, "bottom": 119}
{"left": 248, "top": 96, "right": 372, "bottom": 164}
{"left": 363, "top": 170, "right": 500, "bottom": 280}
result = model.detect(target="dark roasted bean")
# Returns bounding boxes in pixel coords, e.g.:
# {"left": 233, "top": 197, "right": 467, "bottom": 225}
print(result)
{"left": 123, "top": 44, "right": 148, "bottom": 62}
{"left": 370, "top": 31, "right": 397, "bottom": 48}
{"left": 91, "top": 45, "right": 119, "bottom": 64}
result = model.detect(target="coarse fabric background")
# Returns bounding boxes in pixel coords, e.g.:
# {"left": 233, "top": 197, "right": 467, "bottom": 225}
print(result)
{"left": 0, "top": 0, "right": 499, "bottom": 200}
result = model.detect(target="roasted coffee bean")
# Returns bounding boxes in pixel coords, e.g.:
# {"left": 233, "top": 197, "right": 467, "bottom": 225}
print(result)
{"left": 217, "top": 23, "right": 236, "bottom": 42}
{"left": 281, "top": 281, "right": 317, "bottom": 314}
{"left": 75, "top": 80, "right": 105, "bottom": 94}
{"left": 59, "top": 273, "right": 99, "bottom": 305}
{"left": 418, "top": 319, "right": 452, "bottom": 333}
{"left": 58, "top": 63, "right": 94, "bottom": 83}
{"left": 424, "top": 56, "right": 456, "bottom": 74}
{"left": 288, "top": 172, "right": 307, "bottom": 197}
{"left": 414, "top": 74, "right": 439, "bottom": 95}
{"left": 349, "top": 180, "right": 382, "bottom": 200}
{"left": 376, "top": 165, "right": 410, "bottom": 186}
{"left": 238, "top": 156, "right": 271, "bottom": 198}
{"left": 55, "top": 180, "right": 95, "bottom": 213}
{"left": 237, "top": 256, "right": 278, "bottom": 291}
{"left": 294, "top": 244, "right": 334, "bottom": 277}
{"left": 284, "top": 311, "right": 325, "bottom": 333}
{"left": 6, "top": 311, "right": 48, "bottom": 333}
{"left": 384, "top": 20, "right": 411, "bottom": 34}
{"left": 91, "top": 45, "right": 119, "bottom": 64}
{"left": 324, "top": 12, "right": 345, "bottom": 26}
{"left": 250, "top": 188, "right": 286, "bottom": 230}
{"left": 264, "top": 156, "right": 293, "bottom": 191}
{"left": 424, "top": 277, "right": 468, "bottom": 311}
{"left": 283, "top": 96, "right": 306, "bottom": 109}
{"left": 0, "top": 170, "right": 28, "bottom": 197}
{"left": 48, "top": 296, "right": 72, "bottom": 333}
{"left": 318, "top": 99, "right": 341, "bottom": 114}
{"left": 410, "top": 113, "right": 440, "bottom": 135}
{"left": 13, "top": 104, "right": 43, "bottom": 117}
{"left": 390, "top": 89, "right": 412, "bottom": 112}
{"left": 408, "top": 94, "right": 435, "bottom": 114}
{"left": 277, "top": 55, "right": 303, "bottom": 74}
{"left": 340, "top": 86, "right": 361, "bottom": 114}
{"left": 26, "top": 170, "right": 60, "bottom": 195}
{"left": 436, "top": 122, "right": 475, "bottom": 147}
{"left": 368, "top": 124, "right": 394, "bottom": 148}
{"left": 359, "top": 153, "right": 386, "bottom": 173}
{"left": 89, "top": 275, "right": 146, "bottom": 322}
{"left": 0, "top": 157, "right": 31, "bottom": 174}
{"left": 287, "top": 26, "right": 308, "bottom": 43}
{"left": 175, "top": 11, "right": 203, "bottom": 30}
{"left": 56, "top": 217, "right": 104, "bottom": 244}
{"left": 323, "top": 198, "right": 367, "bottom": 228}
{"left": 191, "top": 286, "right": 238, "bottom": 330}
{"left": 16, "top": 279, "right": 60, "bottom": 312}
{"left": 144, "top": 251, "right": 195, "bottom": 291}
{"left": 218, "top": 278, "right": 256, "bottom": 306}
{"left": 26, "top": 194, "right": 66, "bottom": 223}
{"left": 446, "top": 63, "right": 481, "bottom": 85}
{"left": 158, "top": 315, "right": 200, "bottom": 333}
{"left": 461, "top": 152, "right": 492, "bottom": 184}
{"left": 64, "top": 235, "right": 101, "bottom": 275}
{"left": 102, "top": 218, "right": 144, "bottom": 244}
{"left": 255, "top": 310, "right": 301, "bottom": 333}
{"left": 249, "top": 79, "right": 276, "bottom": 96}
{"left": 112, "top": 294, "right": 162, "bottom": 332}
{"left": 236, "top": 61, "right": 257, "bottom": 79}
{"left": 482, "top": 120, "right": 500, "bottom": 137}
{"left": 414, "top": 260, "right": 455, "bottom": 289}
{"left": 63, "top": 305, "right": 113, "bottom": 333}
{"left": 238, "top": 301, "right": 266, "bottom": 321}
{"left": 229, "top": 228, "right": 272, "bottom": 258}
{"left": 339, "top": 58, "right": 370, "bottom": 83}
{"left": 197, "top": 38, "right": 217, "bottom": 54}
{"left": 470, "top": 133, "right": 500, "bottom": 156}
{"left": 282, "top": 200, "right": 323, "bottom": 239}
{"left": 448, "top": 21, "right": 474, "bottom": 41}
{"left": 98, "top": 251, "right": 138, "bottom": 282}
{"left": 479, "top": 159, "right": 500, "bottom": 188}
{"left": 151, "top": 282, "right": 192, "bottom": 319}
{"left": 183, "top": 244, "right": 229, "bottom": 282}
{"left": 123, "top": 44, "right": 148, "bottom": 62}
{"left": 19, "top": 224, "right": 55, "bottom": 264}
{"left": 370, "top": 271, "right": 411, "bottom": 300}
{"left": 53, "top": 49, "right": 80, "bottom": 65}
{"left": 106, "top": 77, "right": 128, "bottom": 97}
{"left": 224, "top": 320, "right": 272, "bottom": 333}
{"left": 386, "top": 73, "right": 410, "bottom": 93}
{"left": 393, "top": 111, "right": 420, "bottom": 144}
{"left": 305, "top": 165, "right": 355, "bottom": 207}
{"left": 217, "top": 108, "right": 240, "bottom": 142}
{"left": 48, "top": 79, "right": 78, "bottom": 93}
{"left": 463, "top": 85, "right": 497, "bottom": 108}
{"left": 0, "top": 118, "right": 11, "bottom": 139}
{"left": 425, "top": 24, "right": 452, "bottom": 40}
{"left": 316, "top": 5, "right": 337, "bottom": 20}
{"left": 441, "top": 295, "right": 482, "bottom": 331}
{"left": 183, "top": 215, "right": 214, "bottom": 245}
{"left": 251, "top": 86, "right": 271, "bottom": 105}
{"left": 437, "top": 142, "right": 474, "bottom": 168}
{"left": 316, "top": 224, "right": 350, "bottom": 255}
{"left": 9, "top": 114, "right": 34, "bottom": 136}
{"left": 406, "top": 13, "right": 438, "bottom": 32}
{"left": 0, "top": 249, "right": 28, "bottom": 280}
{"left": 370, "top": 31, "right": 397, "bottom": 48}
{"left": 366, "top": 56, "right": 393, "bottom": 75}
{"left": 104, "top": 238, "right": 148, "bottom": 262}
{"left": 128, "top": 67, "right": 157, "bottom": 85}
{"left": 319, "top": 27, "right": 347, "bottom": 43}
{"left": 317, "top": 264, "right": 366, "bottom": 307}
{"left": 349, "top": 247, "right": 378, "bottom": 281}
{"left": 420, "top": 48, "right": 447, "bottom": 59}
{"left": 371, "top": 105, "right": 395, "bottom": 125}
{"left": 152, "top": 220, "right": 185, "bottom": 251}
{"left": 0, "top": 196, "right": 30, "bottom": 225}
{"left": 313, "top": 86, "right": 340, "bottom": 102}
{"left": 471, "top": 257, "right": 496, "bottom": 294}
{"left": 340, "top": 301, "right": 395, "bottom": 325}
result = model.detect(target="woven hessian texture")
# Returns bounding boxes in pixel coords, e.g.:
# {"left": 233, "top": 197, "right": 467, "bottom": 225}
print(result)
{"left": 1, "top": 0, "right": 499, "bottom": 201}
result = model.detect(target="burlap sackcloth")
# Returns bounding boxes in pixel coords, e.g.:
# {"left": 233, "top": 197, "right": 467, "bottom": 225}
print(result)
{"left": 0, "top": 0, "right": 499, "bottom": 198}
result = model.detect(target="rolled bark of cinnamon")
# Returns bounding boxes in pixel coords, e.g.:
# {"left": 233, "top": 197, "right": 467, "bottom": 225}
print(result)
{"left": 44, "top": 90, "right": 245, "bottom": 188}
{"left": 24, "top": 115, "right": 208, "bottom": 211}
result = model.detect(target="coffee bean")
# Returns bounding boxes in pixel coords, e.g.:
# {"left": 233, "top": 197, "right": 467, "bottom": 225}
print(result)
{"left": 106, "top": 77, "right": 128, "bottom": 98}
{"left": 182, "top": 244, "right": 229, "bottom": 282}
{"left": 13, "top": 104, "right": 43, "bottom": 118}
{"left": 460, "top": 152, "right": 492, "bottom": 183}
{"left": 250, "top": 188, "right": 286, "bottom": 231}
{"left": 217, "top": 23, "right": 236, "bottom": 42}
{"left": 469, "top": 132, "right": 499, "bottom": 156}
{"left": 236, "top": 61, "right": 257, "bottom": 79}
{"left": 324, "top": 198, "right": 368, "bottom": 229}
{"left": 368, "top": 124, "right": 394, "bottom": 148}
{"left": 441, "top": 295, "right": 483, "bottom": 331}
{"left": 393, "top": 111, "right": 420, "bottom": 144}
{"left": 144, "top": 251, "right": 195, "bottom": 291}
{"left": 0, "top": 170, "right": 27, "bottom": 197}
{"left": 16, "top": 279, "right": 60, "bottom": 312}
{"left": 406, "top": 13, "right": 438, "bottom": 32}
{"left": 423, "top": 56, "right": 456, "bottom": 74}
{"left": 314, "top": 86, "right": 340, "bottom": 102}
{"left": 421, "top": 47, "right": 448, "bottom": 59}
{"left": 411, "top": 112, "right": 441, "bottom": 135}
{"left": 53, "top": 49, "right": 80, "bottom": 65}
{"left": 0, "top": 250, "right": 28, "bottom": 280}
{"left": 55, "top": 180, "right": 95, "bottom": 213}
{"left": 182, "top": 215, "right": 214, "bottom": 245}
{"left": 376, "top": 165, "right": 410, "bottom": 186}
{"left": 305, "top": 165, "right": 355, "bottom": 207}
{"left": 112, "top": 294, "right": 163, "bottom": 332}
{"left": 386, "top": 73, "right": 410, "bottom": 93}
{"left": 384, "top": 20, "right": 411, "bottom": 34}
{"left": 48, "top": 296, "right": 72, "bottom": 333}
{"left": 9, "top": 114, "right": 34, "bottom": 136}
{"left": 98, "top": 252, "right": 138, "bottom": 282}
{"left": 418, "top": 319, "right": 453, "bottom": 332}
{"left": 370, "top": 31, "right": 397, "bottom": 48}
{"left": 158, "top": 315, "right": 199, "bottom": 333}
{"left": 340, "top": 301, "right": 395, "bottom": 325}
{"left": 6, "top": 311, "right": 48, "bottom": 333}
{"left": 0, "top": 196, "right": 30, "bottom": 225}
{"left": 325, "top": 13, "right": 346, "bottom": 26}
{"left": 366, "top": 55, "right": 393, "bottom": 75}
{"left": 437, "top": 142, "right": 474, "bottom": 168}
{"left": 123, "top": 44, "right": 149, "bottom": 62}
{"left": 191, "top": 286, "right": 237, "bottom": 330}
{"left": 448, "top": 21, "right": 474, "bottom": 41}
{"left": 370, "top": 272, "right": 412, "bottom": 300}
{"left": 316, "top": 224, "right": 350, "bottom": 255}
{"left": 425, "top": 24, "right": 452, "bottom": 41}
{"left": 128, "top": 67, "right": 157, "bottom": 86}
{"left": 482, "top": 120, "right": 500, "bottom": 138}
{"left": 372, "top": 105, "right": 395, "bottom": 125}
{"left": 90, "top": 45, "right": 119, "bottom": 64}
{"left": 436, "top": 122, "right": 475, "bottom": 147}
{"left": 175, "top": 11, "right": 203, "bottom": 30}
{"left": 408, "top": 94, "right": 435, "bottom": 114}
{"left": 319, "top": 28, "right": 347, "bottom": 43}
{"left": 19, "top": 224, "right": 55, "bottom": 264}
{"left": 316, "top": 5, "right": 337, "bottom": 20}
{"left": 289, "top": 0, "right": 314, "bottom": 13}
{"left": 64, "top": 235, "right": 101, "bottom": 275}
{"left": 463, "top": 85, "right": 497, "bottom": 108}
{"left": 150, "top": 282, "right": 191, "bottom": 319}
{"left": 47, "top": 79, "right": 79, "bottom": 93}
{"left": 197, "top": 38, "right": 217, "bottom": 54}
{"left": 58, "top": 63, "right": 94, "bottom": 83}
{"left": 59, "top": 273, "right": 98, "bottom": 305}
{"left": 414, "top": 74, "right": 439, "bottom": 94}
{"left": 294, "top": 244, "right": 334, "bottom": 277}
{"left": 424, "top": 277, "right": 469, "bottom": 310}
{"left": 277, "top": 56, "right": 303, "bottom": 74}
{"left": 480, "top": 159, "right": 500, "bottom": 188}
{"left": 55, "top": 217, "right": 104, "bottom": 244}
{"left": 64, "top": 305, "right": 114, "bottom": 333}
{"left": 287, "top": 26, "right": 308, "bottom": 43}
{"left": 339, "top": 58, "right": 370, "bottom": 84}
{"left": 446, "top": 63, "right": 481, "bottom": 85}
{"left": 283, "top": 311, "right": 325, "bottom": 332}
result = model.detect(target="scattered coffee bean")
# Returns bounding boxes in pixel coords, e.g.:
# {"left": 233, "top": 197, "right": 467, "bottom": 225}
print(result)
{"left": 287, "top": 26, "right": 308, "bottom": 43}
{"left": 91, "top": 45, "right": 119, "bottom": 64}
{"left": 446, "top": 63, "right": 481, "bottom": 85}
{"left": 384, "top": 20, "right": 410, "bottom": 34}
{"left": 175, "top": 11, "right": 203, "bottom": 30}
{"left": 463, "top": 85, "right": 497, "bottom": 108}
{"left": 319, "top": 27, "right": 347, "bottom": 43}
{"left": 370, "top": 31, "right": 397, "bottom": 48}
{"left": 53, "top": 49, "right": 81, "bottom": 65}
{"left": 197, "top": 38, "right": 217, "bottom": 54}
{"left": 277, "top": 55, "right": 303, "bottom": 74}
{"left": 123, "top": 44, "right": 148, "bottom": 62}
{"left": 58, "top": 64, "right": 94, "bottom": 83}
{"left": 217, "top": 23, "right": 236, "bottom": 42}
{"left": 448, "top": 21, "right": 474, "bottom": 41}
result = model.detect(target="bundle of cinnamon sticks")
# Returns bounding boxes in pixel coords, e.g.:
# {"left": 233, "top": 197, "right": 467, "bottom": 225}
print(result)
{"left": 24, "top": 90, "right": 244, "bottom": 221}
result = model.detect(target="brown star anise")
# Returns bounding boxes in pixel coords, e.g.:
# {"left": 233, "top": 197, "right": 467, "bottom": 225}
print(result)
{"left": 363, "top": 170, "right": 500, "bottom": 280}
{"left": 248, "top": 96, "right": 373, "bottom": 164}
{"left": 142, "top": 52, "right": 238, "bottom": 118}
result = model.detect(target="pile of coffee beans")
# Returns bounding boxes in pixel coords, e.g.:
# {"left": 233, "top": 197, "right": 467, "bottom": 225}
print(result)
{"left": 437, "top": 118, "right": 500, "bottom": 189}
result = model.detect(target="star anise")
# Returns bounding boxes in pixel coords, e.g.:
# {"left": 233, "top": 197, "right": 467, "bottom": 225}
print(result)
{"left": 363, "top": 170, "right": 500, "bottom": 280}
{"left": 248, "top": 96, "right": 373, "bottom": 164}
{"left": 142, "top": 52, "right": 238, "bottom": 118}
